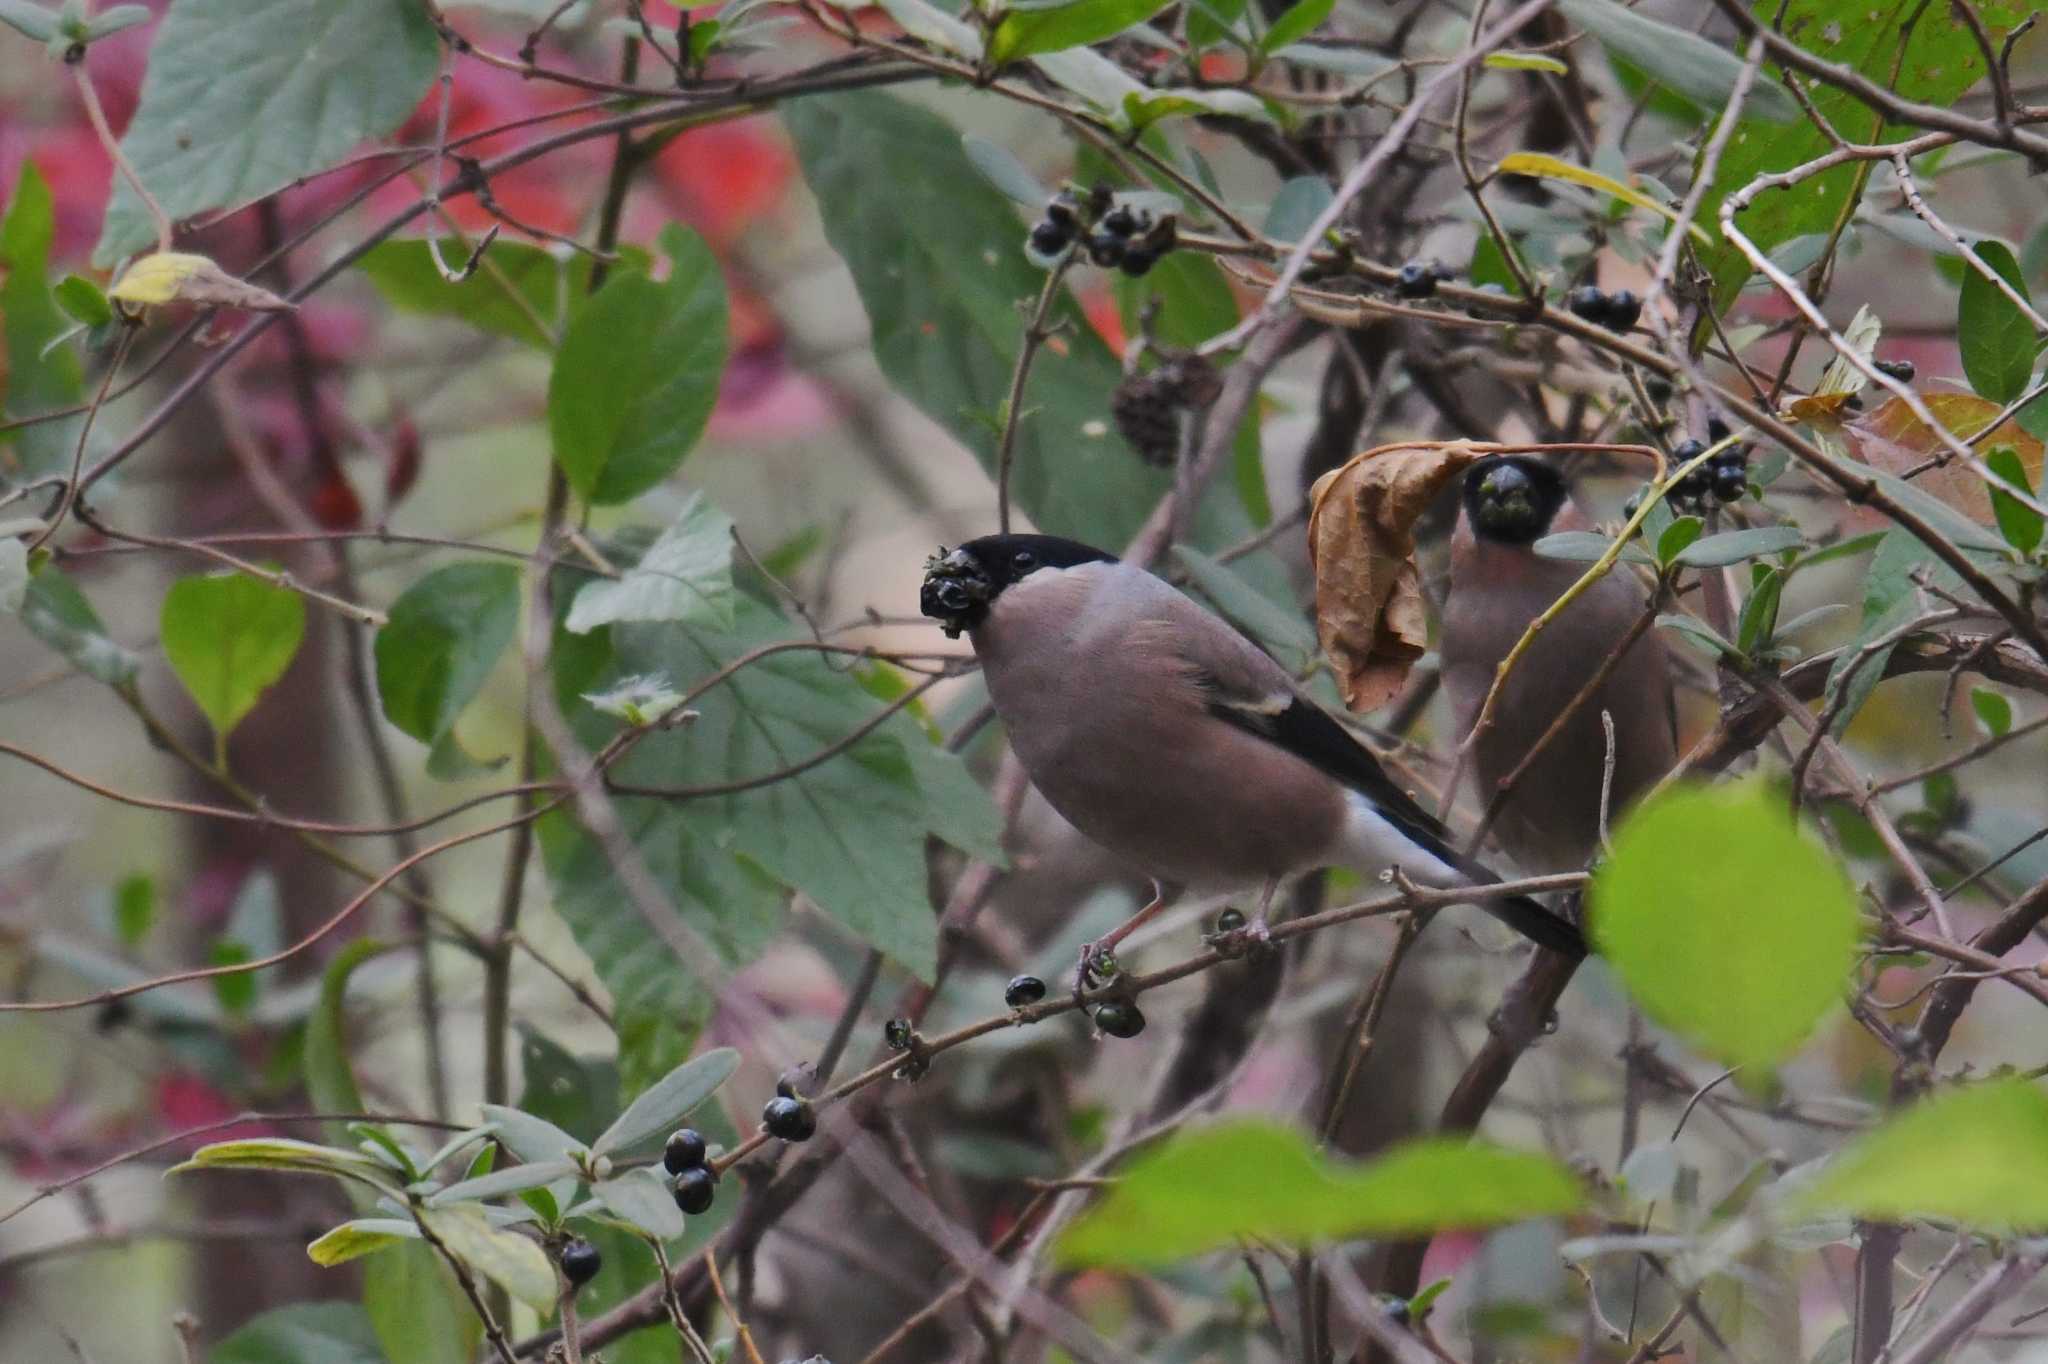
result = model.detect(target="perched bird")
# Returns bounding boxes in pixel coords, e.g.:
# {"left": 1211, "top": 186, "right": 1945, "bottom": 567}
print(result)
{"left": 921, "top": 533, "right": 1585, "bottom": 994}
{"left": 1439, "top": 455, "right": 1678, "bottom": 875}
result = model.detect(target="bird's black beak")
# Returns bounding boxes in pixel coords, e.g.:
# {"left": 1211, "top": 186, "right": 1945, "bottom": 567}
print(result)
{"left": 920, "top": 547, "right": 993, "bottom": 639}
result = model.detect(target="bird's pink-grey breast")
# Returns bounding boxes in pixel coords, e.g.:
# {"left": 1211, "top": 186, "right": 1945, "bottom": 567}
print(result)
{"left": 922, "top": 532, "right": 1586, "bottom": 956}
{"left": 1440, "top": 455, "right": 1679, "bottom": 875}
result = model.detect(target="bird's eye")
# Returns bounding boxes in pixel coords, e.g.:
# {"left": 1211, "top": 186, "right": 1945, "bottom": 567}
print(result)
{"left": 1012, "top": 549, "right": 1036, "bottom": 569}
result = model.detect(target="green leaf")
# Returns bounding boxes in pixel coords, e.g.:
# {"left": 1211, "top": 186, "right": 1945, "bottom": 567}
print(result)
{"left": 2, "top": 165, "right": 87, "bottom": 478}
{"left": 1655, "top": 515, "right": 1703, "bottom": 566}
{"left": 305, "top": 940, "right": 391, "bottom": 1129}
{"left": 1257, "top": 0, "right": 1331, "bottom": 54}
{"left": 171, "top": 1138, "right": 401, "bottom": 1191}
{"left": 1184, "top": 0, "right": 1244, "bottom": 48}
{"left": 53, "top": 273, "right": 111, "bottom": 327}
{"left": 592, "top": 1167, "right": 687, "bottom": 1239}
{"left": 1264, "top": 175, "right": 1334, "bottom": 245}
{"left": 1532, "top": 530, "right": 1655, "bottom": 565}
{"left": 112, "top": 873, "right": 154, "bottom": 948}
{"left": 160, "top": 571, "right": 307, "bottom": 745}
{"left": 961, "top": 135, "right": 1048, "bottom": 208}
{"left": 0, "top": 0, "right": 59, "bottom": 40}
{"left": 1692, "top": 2, "right": 1996, "bottom": 312}
{"left": 417, "top": 1205, "right": 558, "bottom": 1311}
{"left": 875, "top": 0, "right": 982, "bottom": 55}
{"left": 1971, "top": 686, "right": 2012, "bottom": 738}
{"left": 306, "top": 1218, "right": 420, "bottom": 1268}
{"left": 1113, "top": 251, "right": 1239, "bottom": 351}
{"left": 1557, "top": 0, "right": 1797, "bottom": 123}
{"left": 428, "top": 1158, "right": 580, "bottom": 1206}
{"left": 18, "top": 565, "right": 138, "bottom": 687}
{"left": 364, "top": 1239, "right": 479, "bottom": 1364}
{"left": 989, "top": 0, "right": 1170, "bottom": 65}
{"left": 214, "top": 1302, "right": 387, "bottom": 1364}
{"left": 1984, "top": 444, "right": 2043, "bottom": 555}
{"left": 1792, "top": 1079, "right": 2048, "bottom": 1230}
{"left": 1958, "top": 241, "right": 2039, "bottom": 405}
{"left": 1592, "top": 781, "right": 1859, "bottom": 1071}
{"left": 592, "top": 1046, "right": 739, "bottom": 1156}
{"left": 1735, "top": 564, "right": 1784, "bottom": 655}
{"left": 1675, "top": 525, "right": 1804, "bottom": 567}
{"left": 1483, "top": 50, "right": 1567, "bottom": 74}
{"left": 477, "top": 1103, "right": 586, "bottom": 1164}
{"left": 1122, "top": 87, "right": 1272, "bottom": 132}
{"left": 97, "top": 0, "right": 436, "bottom": 263}
{"left": 565, "top": 493, "right": 735, "bottom": 634}
{"left": 788, "top": 92, "right": 1255, "bottom": 550}
{"left": 357, "top": 239, "right": 637, "bottom": 348}
{"left": 374, "top": 562, "right": 521, "bottom": 749}
{"left": 1057, "top": 1120, "right": 1583, "bottom": 1267}
{"left": 549, "top": 225, "right": 727, "bottom": 504}
{"left": 85, "top": 3, "right": 149, "bottom": 39}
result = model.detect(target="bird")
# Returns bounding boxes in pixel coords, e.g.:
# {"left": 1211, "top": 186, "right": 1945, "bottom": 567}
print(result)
{"left": 1439, "top": 454, "right": 1679, "bottom": 876}
{"left": 920, "top": 532, "right": 1586, "bottom": 1000}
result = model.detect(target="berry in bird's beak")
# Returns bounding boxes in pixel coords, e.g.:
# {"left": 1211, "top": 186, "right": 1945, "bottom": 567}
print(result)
{"left": 920, "top": 547, "right": 993, "bottom": 638}
{"left": 1473, "top": 463, "right": 1541, "bottom": 539}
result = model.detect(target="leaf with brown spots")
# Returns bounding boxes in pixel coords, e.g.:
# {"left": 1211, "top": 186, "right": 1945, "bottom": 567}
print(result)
{"left": 1306, "top": 442, "right": 1492, "bottom": 711}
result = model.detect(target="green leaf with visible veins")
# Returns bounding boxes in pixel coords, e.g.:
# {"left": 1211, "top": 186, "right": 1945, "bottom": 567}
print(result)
{"left": 1958, "top": 241, "right": 2040, "bottom": 405}
{"left": 1692, "top": 1, "right": 2014, "bottom": 314}
{"left": 374, "top": 562, "right": 522, "bottom": 749}
{"left": 160, "top": 571, "right": 306, "bottom": 747}
{"left": 97, "top": 0, "right": 437, "bottom": 263}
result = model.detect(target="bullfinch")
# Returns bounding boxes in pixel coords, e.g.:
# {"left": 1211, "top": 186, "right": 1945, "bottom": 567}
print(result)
{"left": 1440, "top": 455, "right": 1678, "bottom": 875}
{"left": 920, "top": 533, "right": 1586, "bottom": 993}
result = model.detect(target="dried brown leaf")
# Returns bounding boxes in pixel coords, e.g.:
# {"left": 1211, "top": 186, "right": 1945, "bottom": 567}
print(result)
{"left": 1844, "top": 393, "right": 2045, "bottom": 525}
{"left": 1307, "top": 441, "right": 1492, "bottom": 711}
{"left": 108, "top": 251, "right": 293, "bottom": 313}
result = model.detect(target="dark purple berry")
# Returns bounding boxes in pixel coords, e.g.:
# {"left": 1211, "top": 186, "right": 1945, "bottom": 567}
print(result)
{"left": 1711, "top": 465, "right": 1748, "bottom": 504}
{"left": 673, "top": 1166, "right": 716, "bottom": 1215}
{"left": 1093, "top": 1000, "right": 1146, "bottom": 1038}
{"left": 763, "top": 1095, "right": 817, "bottom": 1142}
{"left": 1395, "top": 262, "right": 1437, "bottom": 299}
{"left": 1875, "top": 358, "right": 1916, "bottom": 383}
{"left": 1086, "top": 233, "right": 1126, "bottom": 268}
{"left": 1044, "top": 194, "right": 1080, "bottom": 230}
{"left": 664, "top": 1127, "right": 707, "bottom": 1174}
{"left": 1603, "top": 288, "right": 1641, "bottom": 332}
{"left": 1118, "top": 249, "right": 1159, "bottom": 278}
{"left": 1215, "top": 907, "right": 1246, "bottom": 933}
{"left": 1566, "top": 285, "right": 1608, "bottom": 321}
{"left": 1005, "top": 974, "right": 1047, "bottom": 1007}
{"left": 1706, "top": 416, "right": 1732, "bottom": 445}
{"left": 1101, "top": 205, "right": 1141, "bottom": 238}
{"left": 1028, "top": 220, "right": 1072, "bottom": 257}
{"left": 561, "top": 1238, "right": 602, "bottom": 1287}
{"left": 1672, "top": 438, "right": 1707, "bottom": 465}
{"left": 883, "top": 1017, "right": 912, "bottom": 1050}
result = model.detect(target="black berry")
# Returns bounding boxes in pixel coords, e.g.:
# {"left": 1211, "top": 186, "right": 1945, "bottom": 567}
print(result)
{"left": 1093, "top": 1000, "right": 1146, "bottom": 1038}
{"left": 1706, "top": 416, "right": 1732, "bottom": 445}
{"left": 1673, "top": 438, "right": 1707, "bottom": 465}
{"left": 1044, "top": 194, "right": 1080, "bottom": 231}
{"left": 1603, "top": 288, "right": 1641, "bottom": 332}
{"left": 1086, "top": 233, "right": 1126, "bottom": 268}
{"left": 1566, "top": 285, "right": 1608, "bottom": 321}
{"left": 673, "top": 1166, "right": 716, "bottom": 1215}
{"left": 1101, "top": 205, "right": 1141, "bottom": 238}
{"left": 1395, "top": 262, "right": 1437, "bottom": 299}
{"left": 560, "top": 1238, "right": 602, "bottom": 1287}
{"left": 664, "top": 1127, "right": 707, "bottom": 1174}
{"left": 1028, "top": 220, "right": 1072, "bottom": 257}
{"left": 1875, "top": 357, "right": 1916, "bottom": 382}
{"left": 1214, "top": 907, "right": 1246, "bottom": 933}
{"left": 1005, "top": 974, "right": 1047, "bottom": 1007}
{"left": 1711, "top": 464, "right": 1748, "bottom": 504}
{"left": 1117, "top": 248, "right": 1158, "bottom": 278}
{"left": 763, "top": 1095, "right": 817, "bottom": 1142}
{"left": 883, "top": 1017, "right": 912, "bottom": 1050}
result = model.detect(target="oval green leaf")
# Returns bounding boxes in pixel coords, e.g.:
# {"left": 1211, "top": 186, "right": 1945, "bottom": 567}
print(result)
{"left": 989, "top": 0, "right": 1171, "bottom": 65}
{"left": 1591, "top": 780, "right": 1860, "bottom": 1071}
{"left": 1958, "top": 241, "right": 2039, "bottom": 406}
{"left": 591, "top": 1045, "right": 740, "bottom": 1156}
{"left": 374, "top": 561, "right": 521, "bottom": 749}
{"left": 160, "top": 571, "right": 306, "bottom": 746}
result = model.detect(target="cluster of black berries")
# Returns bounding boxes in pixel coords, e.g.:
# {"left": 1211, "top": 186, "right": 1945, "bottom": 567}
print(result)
{"left": 762, "top": 1070, "right": 818, "bottom": 1143}
{"left": 1874, "top": 357, "right": 1916, "bottom": 383}
{"left": 1394, "top": 259, "right": 1456, "bottom": 300}
{"left": 1028, "top": 189, "right": 1176, "bottom": 278}
{"left": 1566, "top": 285, "right": 1642, "bottom": 333}
{"left": 1669, "top": 417, "right": 1750, "bottom": 511}
{"left": 664, "top": 1125, "right": 717, "bottom": 1214}
{"left": 1111, "top": 354, "right": 1223, "bottom": 467}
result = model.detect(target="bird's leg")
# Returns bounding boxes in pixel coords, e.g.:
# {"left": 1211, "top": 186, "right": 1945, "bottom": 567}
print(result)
{"left": 1244, "top": 875, "right": 1280, "bottom": 945}
{"left": 1075, "top": 881, "right": 1170, "bottom": 1005}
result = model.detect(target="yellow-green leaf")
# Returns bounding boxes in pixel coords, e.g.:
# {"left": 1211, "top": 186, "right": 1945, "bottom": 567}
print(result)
{"left": 307, "top": 1218, "right": 418, "bottom": 1267}
{"left": 1496, "top": 152, "right": 1710, "bottom": 245}
{"left": 417, "top": 1205, "right": 557, "bottom": 1312}
{"left": 1484, "top": 51, "right": 1567, "bottom": 74}
{"left": 160, "top": 571, "right": 306, "bottom": 747}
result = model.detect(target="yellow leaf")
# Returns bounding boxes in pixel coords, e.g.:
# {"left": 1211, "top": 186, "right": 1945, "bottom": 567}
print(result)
{"left": 1496, "top": 152, "right": 1711, "bottom": 245}
{"left": 109, "top": 251, "right": 293, "bottom": 312}
{"left": 1485, "top": 51, "right": 1568, "bottom": 74}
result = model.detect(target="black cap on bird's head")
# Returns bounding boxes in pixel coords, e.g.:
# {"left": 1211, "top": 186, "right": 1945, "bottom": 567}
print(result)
{"left": 920, "top": 534, "right": 1118, "bottom": 638}
{"left": 1461, "top": 455, "right": 1568, "bottom": 546}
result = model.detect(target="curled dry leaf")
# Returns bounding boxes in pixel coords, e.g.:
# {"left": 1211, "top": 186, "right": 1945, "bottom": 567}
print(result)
{"left": 1844, "top": 393, "right": 2044, "bottom": 526}
{"left": 108, "top": 251, "right": 293, "bottom": 313}
{"left": 1307, "top": 442, "right": 1492, "bottom": 711}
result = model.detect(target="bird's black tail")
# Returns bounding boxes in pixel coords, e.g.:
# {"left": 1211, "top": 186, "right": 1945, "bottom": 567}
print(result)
{"left": 1481, "top": 892, "right": 1587, "bottom": 958}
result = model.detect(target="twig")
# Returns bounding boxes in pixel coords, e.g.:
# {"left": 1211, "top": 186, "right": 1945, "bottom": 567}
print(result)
{"left": 995, "top": 254, "right": 1078, "bottom": 534}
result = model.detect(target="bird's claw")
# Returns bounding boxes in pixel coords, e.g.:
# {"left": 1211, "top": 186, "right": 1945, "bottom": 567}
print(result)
{"left": 1073, "top": 940, "right": 1118, "bottom": 1006}
{"left": 1205, "top": 915, "right": 1273, "bottom": 959}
